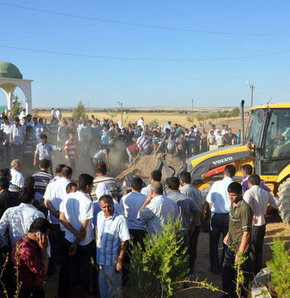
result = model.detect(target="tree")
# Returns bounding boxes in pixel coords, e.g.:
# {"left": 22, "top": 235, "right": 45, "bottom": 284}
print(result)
{"left": 230, "top": 107, "right": 240, "bottom": 117}
{"left": 127, "top": 219, "right": 188, "bottom": 297}
{"left": 147, "top": 119, "right": 159, "bottom": 128}
{"left": 72, "top": 101, "right": 86, "bottom": 121}
{"left": 10, "top": 95, "right": 23, "bottom": 120}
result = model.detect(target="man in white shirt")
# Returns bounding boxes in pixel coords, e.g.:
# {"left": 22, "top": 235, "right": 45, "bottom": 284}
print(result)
{"left": 44, "top": 166, "right": 72, "bottom": 272}
{"left": 137, "top": 117, "right": 144, "bottom": 130}
{"left": 137, "top": 182, "right": 178, "bottom": 238}
{"left": 206, "top": 164, "right": 235, "bottom": 273}
{"left": 77, "top": 120, "right": 92, "bottom": 157}
{"left": 32, "top": 117, "right": 43, "bottom": 143}
{"left": 141, "top": 170, "right": 162, "bottom": 197}
{"left": 221, "top": 124, "right": 229, "bottom": 136}
{"left": 1, "top": 115, "right": 11, "bottom": 164}
{"left": 120, "top": 177, "right": 147, "bottom": 244}
{"left": 210, "top": 124, "right": 219, "bottom": 137}
{"left": 244, "top": 174, "right": 281, "bottom": 275}
{"left": 10, "top": 159, "right": 24, "bottom": 189}
{"left": 26, "top": 114, "right": 34, "bottom": 127}
{"left": 59, "top": 174, "right": 95, "bottom": 295}
{"left": 9, "top": 116, "right": 25, "bottom": 162}
{"left": 18, "top": 109, "right": 26, "bottom": 121}
{"left": 163, "top": 121, "right": 172, "bottom": 133}
{"left": 0, "top": 186, "right": 44, "bottom": 248}
{"left": 51, "top": 108, "right": 56, "bottom": 119}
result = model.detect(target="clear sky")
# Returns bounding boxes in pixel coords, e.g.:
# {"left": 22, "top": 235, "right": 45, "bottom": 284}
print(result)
{"left": 1, "top": 0, "right": 290, "bottom": 108}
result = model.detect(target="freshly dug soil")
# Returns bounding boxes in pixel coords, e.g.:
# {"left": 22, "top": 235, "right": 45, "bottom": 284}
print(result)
{"left": 117, "top": 153, "right": 186, "bottom": 184}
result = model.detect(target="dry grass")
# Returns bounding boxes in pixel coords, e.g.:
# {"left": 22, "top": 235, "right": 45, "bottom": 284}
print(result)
{"left": 35, "top": 109, "right": 247, "bottom": 133}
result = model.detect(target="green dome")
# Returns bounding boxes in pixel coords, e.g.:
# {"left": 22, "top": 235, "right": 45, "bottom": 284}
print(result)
{"left": 0, "top": 61, "right": 23, "bottom": 79}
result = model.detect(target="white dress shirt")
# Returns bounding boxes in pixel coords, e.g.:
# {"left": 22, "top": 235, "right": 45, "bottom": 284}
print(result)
{"left": 139, "top": 195, "right": 178, "bottom": 237}
{"left": 120, "top": 191, "right": 147, "bottom": 231}
{"left": 45, "top": 177, "right": 70, "bottom": 224}
{"left": 244, "top": 185, "right": 281, "bottom": 226}
{"left": 10, "top": 168, "right": 24, "bottom": 188}
{"left": 0, "top": 203, "right": 44, "bottom": 247}
{"left": 60, "top": 191, "right": 94, "bottom": 246}
{"left": 206, "top": 177, "right": 234, "bottom": 213}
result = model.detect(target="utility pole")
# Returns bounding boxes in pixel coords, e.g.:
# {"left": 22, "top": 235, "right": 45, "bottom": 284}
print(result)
{"left": 246, "top": 80, "right": 255, "bottom": 107}
{"left": 250, "top": 84, "right": 254, "bottom": 107}
{"left": 191, "top": 98, "right": 194, "bottom": 125}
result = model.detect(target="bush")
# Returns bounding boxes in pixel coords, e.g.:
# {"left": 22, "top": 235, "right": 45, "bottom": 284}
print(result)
{"left": 186, "top": 115, "right": 193, "bottom": 124}
{"left": 266, "top": 236, "right": 290, "bottom": 298}
{"left": 147, "top": 119, "right": 159, "bottom": 128}
{"left": 72, "top": 101, "right": 86, "bottom": 121}
{"left": 196, "top": 113, "right": 204, "bottom": 122}
{"left": 127, "top": 219, "right": 188, "bottom": 297}
{"left": 230, "top": 107, "right": 240, "bottom": 117}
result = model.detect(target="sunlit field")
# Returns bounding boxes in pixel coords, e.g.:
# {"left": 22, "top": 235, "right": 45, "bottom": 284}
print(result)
{"left": 35, "top": 109, "right": 247, "bottom": 133}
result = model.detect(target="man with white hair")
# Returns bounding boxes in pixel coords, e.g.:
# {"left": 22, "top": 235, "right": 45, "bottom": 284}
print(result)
{"left": 10, "top": 159, "right": 24, "bottom": 188}
{"left": 137, "top": 182, "right": 178, "bottom": 237}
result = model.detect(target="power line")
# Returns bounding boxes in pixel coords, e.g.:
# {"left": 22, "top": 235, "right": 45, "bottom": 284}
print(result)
{"left": 1, "top": 44, "right": 289, "bottom": 62}
{"left": 0, "top": 1, "right": 289, "bottom": 37}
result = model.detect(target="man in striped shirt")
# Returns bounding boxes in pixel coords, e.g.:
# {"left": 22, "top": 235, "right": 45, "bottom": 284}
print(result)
{"left": 96, "top": 195, "right": 130, "bottom": 298}
{"left": 64, "top": 133, "right": 77, "bottom": 172}
{"left": 136, "top": 131, "right": 152, "bottom": 158}
{"left": 32, "top": 159, "right": 53, "bottom": 206}
{"left": 92, "top": 162, "right": 122, "bottom": 201}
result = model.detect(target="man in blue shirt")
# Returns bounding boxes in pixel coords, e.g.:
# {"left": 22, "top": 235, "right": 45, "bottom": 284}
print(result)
{"left": 97, "top": 195, "right": 130, "bottom": 298}
{"left": 120, "top": 177, "right": 147, "bottom": 244}
{"left": 206, "top": 164, "right": 236, "bottom": 274}
{"left": 137, "top": 182, "right": 178, "bottom": 238}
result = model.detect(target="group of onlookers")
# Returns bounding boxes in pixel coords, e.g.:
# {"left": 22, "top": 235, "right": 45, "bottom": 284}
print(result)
{"left": 0, "top": 110, "right": 279, "bottom": 298}
{"left": 0, "top": 110, "right": 241, "bottom": 175}
{"left": 206, "top": 164, "right": 280, "bottom": 297}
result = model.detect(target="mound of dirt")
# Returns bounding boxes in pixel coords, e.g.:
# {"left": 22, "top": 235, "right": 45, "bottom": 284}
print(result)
{"left": 117, "top": 153, "right": 186, "bottom": 184}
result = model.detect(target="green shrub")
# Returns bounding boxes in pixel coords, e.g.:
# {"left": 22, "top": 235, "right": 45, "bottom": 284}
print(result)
{"left": 72, "top": 101, "right": 86, "bottom": 121}
{"left": 230, "top": 107, "right": 240, "bottom": 117}
{"left": 148, "top": 119, "right": 159, "bottom": 128}
{"left": 127, "top": 219, "right": 188, "bottom": 297}
{"left": 266, "top": 236, "right": 290, "bottom": 298}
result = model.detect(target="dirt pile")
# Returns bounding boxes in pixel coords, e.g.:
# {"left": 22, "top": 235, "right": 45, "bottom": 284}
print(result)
{"left": 117, "top": 153, "right": 186, "bottom": 184}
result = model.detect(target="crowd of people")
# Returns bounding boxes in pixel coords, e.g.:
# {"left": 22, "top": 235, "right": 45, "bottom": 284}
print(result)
{"left": 0, "top": 110, "right": 279, "bottom": 298}
{"left": 0, "top": 109, "right": 242, "bottom": 176}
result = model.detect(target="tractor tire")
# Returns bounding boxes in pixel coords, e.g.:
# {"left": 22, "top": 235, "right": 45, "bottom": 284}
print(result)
{"left": 277, "top": 178, "right": 290, "bottom": 224}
